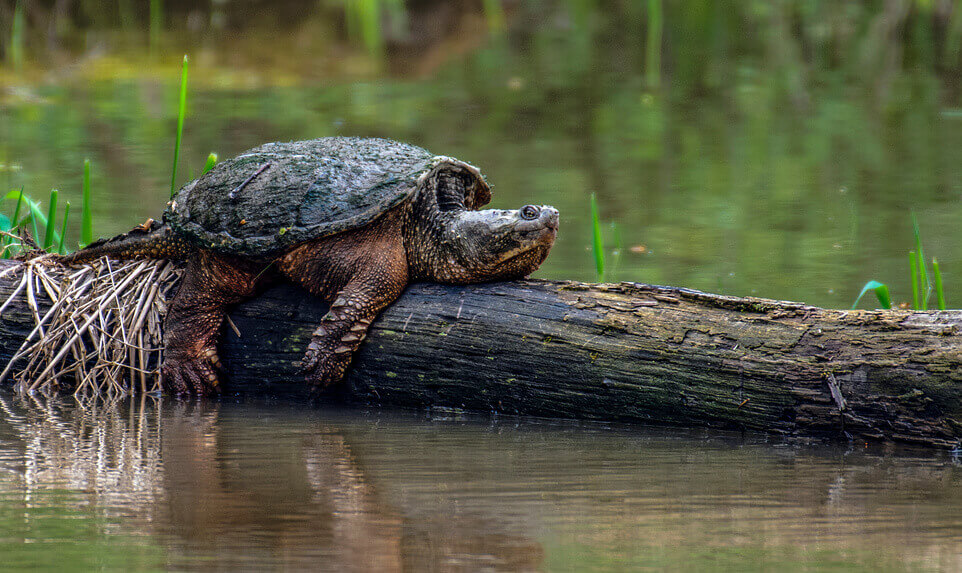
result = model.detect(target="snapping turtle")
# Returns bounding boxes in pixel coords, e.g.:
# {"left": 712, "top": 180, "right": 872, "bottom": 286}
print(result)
{"left": 63, "top": 137, "right": 559, "bottom": 396}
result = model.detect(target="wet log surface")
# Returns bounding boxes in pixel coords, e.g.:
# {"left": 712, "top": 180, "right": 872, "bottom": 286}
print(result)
{"left": 2, "top": 259, "right": 962, "bottom": 447}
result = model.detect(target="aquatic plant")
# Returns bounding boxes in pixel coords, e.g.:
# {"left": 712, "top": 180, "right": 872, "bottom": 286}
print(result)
{"left": 852, "top": 214, "right": 947, "bottom": 310}
{"left": 0, "top": 53, "right": 220, "bottom": 396}
{"left": 933, "top": 258, "right": 946, "bottom": 311}
{"left": 203, "top": 152, "right": 218, "bottom": 175}
{"left": 57, "top": 202, "right": 70, "bottom": 254}
{"left": 171, "top": 55, "right": 189, "bottom": 198}
{"left": 587, "top": 196, "right": 627, "bottom": 283}
{"left": 851, "top": 280, "right": 891, "bottom": 311}
{"left": 1, "top": 188, "right": 67, "bottom": 258}
{"left": 590, "top": 193, "right": 604, "bottom": 281}
{"left": 43, "top": 189, "right": 58, "bottom": 250}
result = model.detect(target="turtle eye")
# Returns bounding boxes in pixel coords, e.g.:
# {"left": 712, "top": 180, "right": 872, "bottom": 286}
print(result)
{"left": 520, "top": 205, "right": 540, "bottom": 220}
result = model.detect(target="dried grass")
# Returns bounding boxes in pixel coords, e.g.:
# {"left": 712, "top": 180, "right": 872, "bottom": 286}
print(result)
{"left": 0, "top": 256, "right": 182, "bottom": 397}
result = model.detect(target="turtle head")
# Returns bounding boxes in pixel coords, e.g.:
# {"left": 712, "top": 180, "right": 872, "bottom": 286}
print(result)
{"left": 405, "top": 160, "right": 559, "bottom": 283}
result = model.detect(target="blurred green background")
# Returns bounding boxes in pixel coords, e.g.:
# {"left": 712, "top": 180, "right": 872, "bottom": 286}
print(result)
{"left": 2, "top": 0, "right": 961, "bottom": 308}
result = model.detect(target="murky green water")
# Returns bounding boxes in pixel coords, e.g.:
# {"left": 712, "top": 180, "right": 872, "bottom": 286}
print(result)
{"left": 2, "top": 393, "right": 962, "bottom": 572}
{"left": 3, "top": 2, "right": 962, "bottom": 308}
{"left": 3, "top": 3, "right": 962, "bottom": 570}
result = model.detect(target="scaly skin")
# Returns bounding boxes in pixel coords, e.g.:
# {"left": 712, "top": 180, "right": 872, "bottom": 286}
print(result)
{"left": 58, "top": 159, "right": 559, "bottom": 397}
{"left": 61, "top": 219, "right": 194, "bottom": 263}
{"left": 276, "top": 208, "right": 410, "bottom": 389}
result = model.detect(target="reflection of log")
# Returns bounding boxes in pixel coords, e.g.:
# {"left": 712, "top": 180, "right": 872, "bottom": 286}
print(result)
{"left": 2, "top": 259, "right": 962, "bottom": 447}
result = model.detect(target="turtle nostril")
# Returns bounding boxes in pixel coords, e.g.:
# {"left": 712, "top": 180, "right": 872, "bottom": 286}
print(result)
{"left": 520, "top": 205, "right": 540, "bottom": 220}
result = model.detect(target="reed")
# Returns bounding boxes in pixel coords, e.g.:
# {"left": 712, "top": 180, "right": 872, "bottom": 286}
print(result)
{"left": 590, "top": 193, "right": 604, "bottom": 281}
{"left": 853, "top": 214, "right": 950, "bottom": 310}
{"left": 57, "top": 201, "right": 70, "bottom": 254}
{"left": 933, "top": 258, "right": 946, "bottom": 311}
{"left": 912, "top": 213, "right": 930, "bottom": 310}
{"left": 43, "top": 189, "right": 58, "bottom": 250}
{"left": 28, "top": 200, "right": 41, "bottom": 250}
{"left": 170, "top": 55, "right": 189, "bottom": 198}
{"left": 3, "top": 189, "right": 64, "bottom": 255}
{"left": 10, "top": 187, "right": 24, "bottom": 227}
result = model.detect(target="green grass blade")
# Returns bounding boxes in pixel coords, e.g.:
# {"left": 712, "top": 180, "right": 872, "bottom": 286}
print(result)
{"left": 58, "top": 201, "right": 70, "bottom": 254}
{"left": 43, "top": 189, "right": 58, "bottom": 250}
{"left": 10, "top": 186, "right": 24, "bottom": 229}
{"left": 933, "top": 258, "right": 946, "bottom": 311}
{"left": 4, "top": 188, "right": 54, "bottom": 252}
{"left": 82, "top": 159, "right": 93, "bottom": 247}
{"left": 590, "top": 193, "right": 605, "bottom": 281}
{"left": 909, "top": 251, "right": 919, "bottom": 310}
{"left": 912, "top": 212, "right": 930, "bottom": 310}
{"left": 2, "top": 186, "right": 25, "bottom": 258}
{"left": 171, "top": 55, "right": 189, "bottom": 198}
{"left": 28, "top": 204, "right": 41, "bottom": 251}
{"left": 202, "top": 152, "right": 218, "bottom": 175}
{"left": 852, "top": 280, "right": 891, "bottom": 310}
{"left": 5, "top": 190, "right": 48, "bottom": 227}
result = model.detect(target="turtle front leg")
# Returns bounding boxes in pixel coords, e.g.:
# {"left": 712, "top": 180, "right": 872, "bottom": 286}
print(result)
{"left": 299, "top": 273, "right": 406, "bottom": 390}
{"left": 162, "top": 253, "right": 268, "bottom": 397}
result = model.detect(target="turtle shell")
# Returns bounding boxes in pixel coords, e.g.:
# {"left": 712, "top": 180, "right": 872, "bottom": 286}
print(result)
{"left": 164, "top": 137, "right": 486, "bottom": 256}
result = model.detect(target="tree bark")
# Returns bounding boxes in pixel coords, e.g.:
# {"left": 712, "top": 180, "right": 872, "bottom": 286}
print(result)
{"left": 2, "top": 259, "right": 961, "bottom": 447}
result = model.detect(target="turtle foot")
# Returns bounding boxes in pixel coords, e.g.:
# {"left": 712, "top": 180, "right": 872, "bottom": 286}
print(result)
{"left": 299, "top": 341, "right": 353, "bottom": 392}
{"left": 161, "top": 350, "right": 223, "bottom": 397}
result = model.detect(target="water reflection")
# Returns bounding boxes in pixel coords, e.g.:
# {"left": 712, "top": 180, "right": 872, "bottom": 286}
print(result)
{"left": 0, "top": 394, "right": 543, "bottom": 571}
{"left": 3, "top": 393, "right": 962, "bottom": 570}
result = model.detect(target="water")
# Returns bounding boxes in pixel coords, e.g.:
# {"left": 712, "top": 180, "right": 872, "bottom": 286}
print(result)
{"left": 3, "top": 2, "right": 961, "bottom": 308}
{"left": 3, "top": 3, "right": 962, "bottom": 570}
{"left": 1, "top": 393, "right": 962, "bottom": 572}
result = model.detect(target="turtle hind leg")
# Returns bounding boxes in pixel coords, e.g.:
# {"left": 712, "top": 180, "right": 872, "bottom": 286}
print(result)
{"left": 161, "top": 252, "right": 273, "bottom": 396}
{"left": 58, "top": 221, "right": 194, "bottom": 265}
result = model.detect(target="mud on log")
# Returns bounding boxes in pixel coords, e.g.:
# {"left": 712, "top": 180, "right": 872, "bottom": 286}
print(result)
{"left": 1, "top": 259, "right": 961, "bottom": 447}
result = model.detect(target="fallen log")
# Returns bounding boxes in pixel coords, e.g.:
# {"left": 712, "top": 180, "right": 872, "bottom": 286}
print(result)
{"left": 1, "top": 259, "right": 961, "bottom": 447}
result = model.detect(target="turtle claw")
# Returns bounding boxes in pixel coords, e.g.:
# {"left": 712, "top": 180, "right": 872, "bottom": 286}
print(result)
{"left": 298, "top": 344, "right": 321, "bottom": 373}
{"left": 161, "top": 352, "right": 223, "bottom": 397}
{"left": 300, "top": 347, "right": 353, "bottom": 392}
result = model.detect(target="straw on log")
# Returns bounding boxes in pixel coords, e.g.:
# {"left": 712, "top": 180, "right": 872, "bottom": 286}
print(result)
{"left": 1, "top": 259, "right": 961, "bottom": 447}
